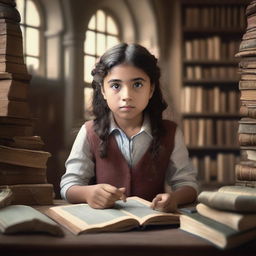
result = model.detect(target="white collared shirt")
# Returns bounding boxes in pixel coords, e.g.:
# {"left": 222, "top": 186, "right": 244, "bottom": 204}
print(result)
{"left": 60, "top": 116, "right": 199, "bottom": 200}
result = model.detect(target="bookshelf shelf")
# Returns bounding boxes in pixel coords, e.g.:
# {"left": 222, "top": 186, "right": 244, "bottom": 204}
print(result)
{"left": 188, "top": 146, "right": 240, "bottom": 152}
{"left": 180, "top": 0, "right": 249, "bottom": 187}
{"left": 183, "top": 79, "right": 239, "bottom": 85}
{"left": 183, "top": 60, "right": 239, "bottom": 65}
{"left": 182, "top": 113, "right": 241, "bottom": 119}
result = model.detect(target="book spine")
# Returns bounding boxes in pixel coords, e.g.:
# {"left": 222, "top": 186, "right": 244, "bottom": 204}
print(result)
{"left": 235, "top": 163, "right": 256, "bottom": 181}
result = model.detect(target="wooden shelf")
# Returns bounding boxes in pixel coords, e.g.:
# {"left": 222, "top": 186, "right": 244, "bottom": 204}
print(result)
{"left": 183, "top": 79, "right": 239, "bottom": 85}
{"left": 182, "top": 113, "right": 241, "bottom": 119}
{"left": 183, "top": 28, "right": 245, "bottom": 35}
{"left": 183, "top": 59, "right": 239, "bottom": 66}
{"left": 187, "top": 146, "right": 240, "bottom": 152}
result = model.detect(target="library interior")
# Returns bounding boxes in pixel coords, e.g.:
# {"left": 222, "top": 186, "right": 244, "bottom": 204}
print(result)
{"left": 1, "top": 0, "right": 256, "bottom": 255}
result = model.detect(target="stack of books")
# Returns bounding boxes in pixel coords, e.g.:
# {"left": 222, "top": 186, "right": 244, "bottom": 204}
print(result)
{"left": 180, "top": 186, "right": 256, "bottom": 249}
{"left": 0, "top": 0, "right": 54, "bottom": 205}
{"left": 235, "top": 0, "right": 256, "bottom": 188}
{"left": 180, "top": 1, "right": 256, "bottom": 249}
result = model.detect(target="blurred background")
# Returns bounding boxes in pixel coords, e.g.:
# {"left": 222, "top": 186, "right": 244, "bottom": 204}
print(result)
{"left": 15, "top": 0, "right": 250, "bottom": 197}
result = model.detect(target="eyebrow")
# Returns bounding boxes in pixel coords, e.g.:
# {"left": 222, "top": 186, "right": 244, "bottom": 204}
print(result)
{"left": 107, "top": 77, "right": 146, "bottom": 84}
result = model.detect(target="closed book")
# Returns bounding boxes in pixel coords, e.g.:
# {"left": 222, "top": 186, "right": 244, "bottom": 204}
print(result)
{"left": 0, "top": 61, "right": 27, "bottom": 74}
{"left": 0, "top": 162, "right": 47, "bottom": 185}
{"left": 0, "top": 204, "right": 63, "bottom": 236}
{"left": 239, "top": 80, "right": 256, "bottom": 89}
{"left": 239, "top": 133, "right": 256, "bottom": 146}
{"left": 235, "top": 161, "right": 256, "bottom": 181}
{"left": 0, "top": 72, "right": 31, "bottom": 82}
{"left": 0, "top": 100, "right": 31, "bottom": 118}
{"left": 240, "top": 89, "right": 256, "bottom": 101}
{"left": 197, "top": 186, "right": 256, "bottom": 212}
{"left": 196, "top": 203, "right": 256, "bottom": 231}
{"left": 0, "top": 34, "right": 23, "bottom": 57}
{"left": 238, "top": 118, "right": 256, "bottom": 134}
{"left": 5, "top": 135, "right": 45, "bottom": 150}
{"left": 180, "top": 212, "right": 256, "bottom": 249}
{"left": 0, "top": 79, "right": 29, "bottom": 101}
{"left": 0, "top": 145, "right": 51, "bottom": 168}
{"left": 0, "top": 184, "right": 54, "bottom": 205}
{"left": 240, "top": 38, "right": 256, "bottom": 51}
{"left": 0, "top": 123, "right": 33, "bottom": 139}
{"left": 0, "top": 54, "right": 24, "bottom": 64}
{"left": 0, "top": 19, "right": 22, "bottom": 37}
{"left": 241, "top": 146, "right": 256, "bottom": 161}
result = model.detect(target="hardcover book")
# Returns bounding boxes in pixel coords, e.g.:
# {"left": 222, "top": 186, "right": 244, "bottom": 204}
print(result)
{"left": 180, "top": 212, "right": 256, "bottom": 249}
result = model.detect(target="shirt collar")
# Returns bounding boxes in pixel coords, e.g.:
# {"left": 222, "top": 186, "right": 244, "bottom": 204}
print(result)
{"left": 109, "top": 113, "right": 153, "bottom": 138}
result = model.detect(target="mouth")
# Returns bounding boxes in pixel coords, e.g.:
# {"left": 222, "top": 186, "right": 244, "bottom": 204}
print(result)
{"left": 120, "top": 106, "right": 135, "bottom": 110}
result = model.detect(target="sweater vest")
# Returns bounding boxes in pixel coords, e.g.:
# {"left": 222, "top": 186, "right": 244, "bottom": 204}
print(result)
{"left": 85, "top": 120, "right": 177, "bottom": 201}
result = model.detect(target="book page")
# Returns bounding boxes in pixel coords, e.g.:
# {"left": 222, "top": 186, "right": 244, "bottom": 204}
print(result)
{"left": 115, "top": 197, "right": 179, "bottom": 225}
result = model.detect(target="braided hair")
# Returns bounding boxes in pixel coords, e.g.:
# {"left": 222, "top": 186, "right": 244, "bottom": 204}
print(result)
{"left": 91, "top": 43, "right": 168, "bottom": 158}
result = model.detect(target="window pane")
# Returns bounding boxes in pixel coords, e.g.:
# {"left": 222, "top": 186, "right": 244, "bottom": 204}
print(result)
{"left": 96, "top": 33, "right": 105, "bottom": 56}
{"left": 26, "top": 27, "right": 39, "bottom": 56}
{"left": 84, "top": 31, "right": 96, "bottom": 55}
{"left": 107, "top": 16, "right": 118, "bottom": 35}
{"left": 96, "top": 10, "right": 105, "bottom": 32}
{"left": 26, "top": 0, "right": 40, "bottom": 26}
{"left": 84, "top": 55, "right": 95, "bottom": 83}
{"left": 107, "top": 36, "right": 119, "bottom": 49}
{"left": 26, "top": 56, "right": 39, "bottom": 71}
{"left": 88, "top": 15, "right": 96, "bottom": 30}
{"left": 16, "top": 0, "right": 24, "bottom": 23}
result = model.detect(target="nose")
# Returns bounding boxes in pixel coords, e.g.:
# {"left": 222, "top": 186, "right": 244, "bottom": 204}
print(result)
{"left": 121, "top": 86, "right": 132, "bottom": 101}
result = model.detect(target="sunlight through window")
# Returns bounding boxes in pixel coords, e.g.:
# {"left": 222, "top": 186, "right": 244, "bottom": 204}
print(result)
{"left": 16, "top": 0, "right": 41, "bottom": 73}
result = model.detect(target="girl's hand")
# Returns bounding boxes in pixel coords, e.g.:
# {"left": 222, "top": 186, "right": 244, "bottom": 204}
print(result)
{"left": 86, "top": 184, "right": 126, "bottom": 209}
{"left": 151, "top": 193, "right": 177, "bottom": 213}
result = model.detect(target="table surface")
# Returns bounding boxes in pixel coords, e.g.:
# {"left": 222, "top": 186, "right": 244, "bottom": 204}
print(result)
{"left": 1, "top": 203, "right": 256, "bottom": 256}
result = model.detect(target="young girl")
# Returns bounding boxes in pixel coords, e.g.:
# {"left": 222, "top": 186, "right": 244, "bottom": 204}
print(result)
{"left": 60, "top": 43, "right": 198, "bottom": 212}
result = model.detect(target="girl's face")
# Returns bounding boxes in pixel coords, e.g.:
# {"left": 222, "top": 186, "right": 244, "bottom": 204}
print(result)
{"left": 101, "top": 63, "right": 154, "bottom": 125}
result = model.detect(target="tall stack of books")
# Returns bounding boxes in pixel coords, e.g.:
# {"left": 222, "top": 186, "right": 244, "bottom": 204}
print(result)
{"left": 180, "top": 1, "right": 256, "bottom": 249}
{"left": 235, "top": 0, "right": 256, "bottom": 188}
{"left": 0, "top": 0, "right": 54, "bottom": 205}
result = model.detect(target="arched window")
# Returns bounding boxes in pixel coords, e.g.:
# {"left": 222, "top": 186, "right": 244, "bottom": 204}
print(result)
{"left": 84, "top": 9, "right": 120, "bottom": 118}
{"left": 16, "top": 0, "right": 42, "bottom": 74}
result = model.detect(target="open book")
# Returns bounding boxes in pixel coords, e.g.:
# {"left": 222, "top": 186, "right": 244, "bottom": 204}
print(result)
{"left": 0, "top": 204, "right": 64, "bottom": 236}
{"left": 46, "top": 196, "right": 180, "bottom": 235}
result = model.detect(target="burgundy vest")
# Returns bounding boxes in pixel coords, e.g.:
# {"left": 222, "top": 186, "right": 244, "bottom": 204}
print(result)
{"left": 85, "top": 120, "right": 177, "bottom": 201}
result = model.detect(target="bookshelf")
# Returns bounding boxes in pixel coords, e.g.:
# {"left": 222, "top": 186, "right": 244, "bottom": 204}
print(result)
{"left": 180, "top": 0, "right": 250, "bottom": 187}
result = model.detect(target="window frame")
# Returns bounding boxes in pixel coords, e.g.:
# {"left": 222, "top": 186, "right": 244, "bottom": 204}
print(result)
{"left": 16, "top": 0, "right": 45, "bottom": 76}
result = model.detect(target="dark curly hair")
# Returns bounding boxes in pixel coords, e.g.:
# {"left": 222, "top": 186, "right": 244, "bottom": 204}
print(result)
{"left": 91, "top": 43, "right": 168, "bottom": 158}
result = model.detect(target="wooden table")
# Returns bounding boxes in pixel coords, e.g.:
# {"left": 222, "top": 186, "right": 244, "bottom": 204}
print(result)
{"left": 1, "top": 202, "right": 256, "bottom": 256}
{"left": 1, "top": 223, "right": 256, "bottom": 256}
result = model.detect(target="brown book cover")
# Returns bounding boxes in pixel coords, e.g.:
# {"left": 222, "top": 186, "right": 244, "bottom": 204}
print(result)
{"left": 5, "top": 135, "right": 45, "bottom": 150}
{"left": 0, "top": 19, "right": 22, "bottom": 37}
{"left": 0, "top": 162, "right": 47, "bottom": 185}
{"left": 239, "top": 80, "right": 256, "bottom": 89}
{"left": 0, "top": 61, "right": 27, "bottom": 74}
{"left": 0, "top": 99, "right": 31, "bottom": 118}
{"left": 0, "top": 123, "right": 33, "bottom": 139}
{"left": 0, "top": 145, "right": 51, "bottom": 168}
{"left": 0, "top": 79, "right": 29, "bottom": 101}
{"left": 239, "top": 134, "right": 256, "bottom": 146}
{"left": 0, "top": 184, "right": 54, "bottom": 205}
{"left": 0, "top": 34, "right": 23, "bottom": 57}
{"left": 235, "top": 162, "right": 256, "bottom": 181}
{"left": 240, "top": 89, "right": 256, "bottom": 101}
{"left": 0, "top": 72, "right": 31, "bottom": 81}
{"left": 0, "top": 54, "right": 24, "bottom": 64}
{"left": 238, "top": 118, "right": 256, "bottom": 134}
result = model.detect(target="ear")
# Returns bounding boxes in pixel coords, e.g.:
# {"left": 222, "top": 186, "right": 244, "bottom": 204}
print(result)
{"left": 101, "top": 85, "right": 107, "bottom": 100}
{"left": 149, "top": 84, "right": 155, "bottom": 98}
